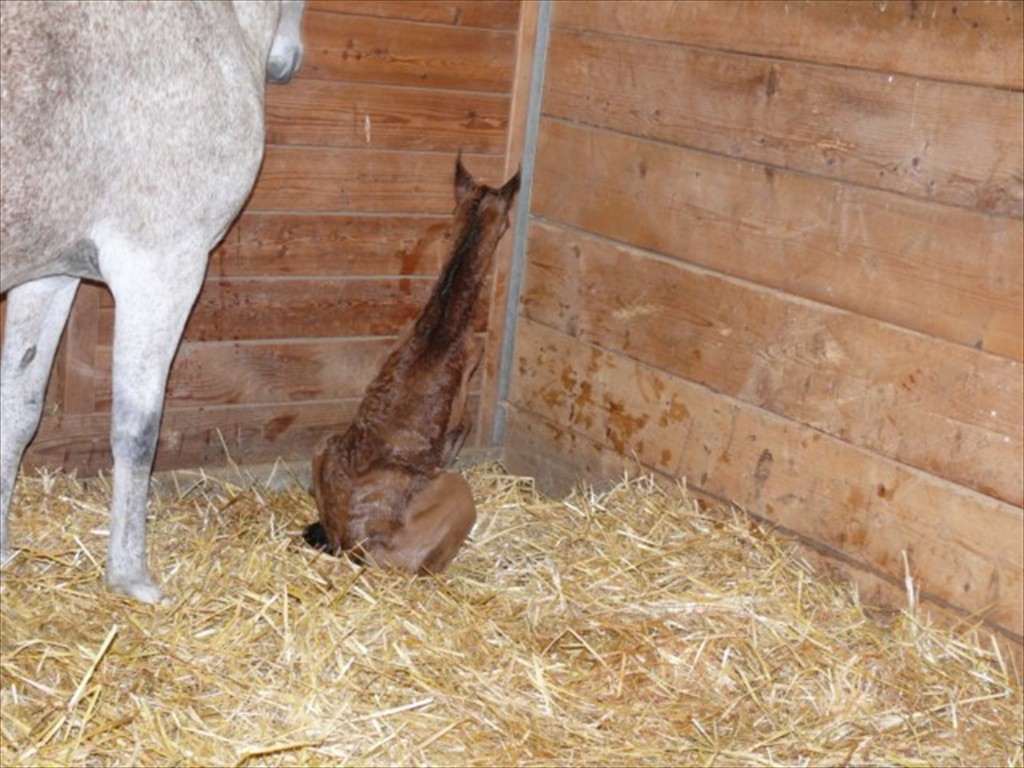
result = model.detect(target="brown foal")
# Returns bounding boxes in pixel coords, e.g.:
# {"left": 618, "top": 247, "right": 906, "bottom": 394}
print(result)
{"left": 305, "top": 156, "right": 520, "bottom": 574}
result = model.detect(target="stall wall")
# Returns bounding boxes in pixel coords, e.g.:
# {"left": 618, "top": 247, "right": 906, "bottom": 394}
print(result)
{"left": 502, "top": 1, "right": 1024, "bottom": 645}
{"left": 2, "top": 1, "right": 524, "bottom": 472}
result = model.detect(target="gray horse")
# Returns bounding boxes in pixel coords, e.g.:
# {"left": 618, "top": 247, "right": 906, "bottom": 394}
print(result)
{"left": 1, "top": 0, "right": 305, "bottom": 602}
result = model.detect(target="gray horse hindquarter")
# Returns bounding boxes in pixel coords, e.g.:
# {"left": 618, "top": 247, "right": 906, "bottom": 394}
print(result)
{"left": 0, "top": 1, "right": 303, "bottom": 602}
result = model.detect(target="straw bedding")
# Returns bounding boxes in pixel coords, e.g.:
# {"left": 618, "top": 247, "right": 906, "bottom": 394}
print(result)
{"left": 1, "top": 463, "right": 1020, "bottom": 767}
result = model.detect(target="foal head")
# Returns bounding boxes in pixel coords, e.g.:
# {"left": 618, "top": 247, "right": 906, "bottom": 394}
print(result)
{"left": 452, "top": 154, "right": 521, "bottom": 255}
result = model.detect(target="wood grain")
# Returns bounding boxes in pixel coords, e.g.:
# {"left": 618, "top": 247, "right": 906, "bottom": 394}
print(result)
{"left": 532, "top": 119, "right": 1024, "bottom": 361}
{"left": 301, "top": 10, "right": 516, "bottom": 93}
{"left": 211, "top": 214, "right": 453, "bottom": 278}
{"left": 123, "top": 339, "right": 391, "bottom": 409}
{"left": 89, "top": 337, "right": 485, "bottom": 411}
{"left": 94, "top": 278, "right": 433, "bottom": 344}
{"left": 265, "top": 80, "right": 510, "bottom": 152}
{"left": 247, "top": 147, "right": 505, "bottom": 213}
{"left": 24, "top": 395, "right": 482, "bottom": 476}
{"left": 544, "top": 26, "right": 1024, "bottom": 216}
{"left": 180, "top": 277, "right": 459, "bottom": 342}
{"left": 522, "top": 221, "right": 1023, "bottom": 506}
{"left": 553, "top": 0, "right": 1024, "bottom": 90}
{"left": 23, "top": 402, "right": 356, "bottom": 473}
{"left": 308, "top": 0, "right": 520, "bottom": 30}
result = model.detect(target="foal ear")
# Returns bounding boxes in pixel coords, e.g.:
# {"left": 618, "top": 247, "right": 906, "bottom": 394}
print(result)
{"left": 454, "top": 150, "right": 475, "bottom": 204}
{"left": 500, "top": 167, "right": 522, "bottom": 203}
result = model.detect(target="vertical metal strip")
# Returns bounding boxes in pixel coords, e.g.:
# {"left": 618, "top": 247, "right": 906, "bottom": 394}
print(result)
{"left": 492, "top": 0, "right": 553, "bottom": 446}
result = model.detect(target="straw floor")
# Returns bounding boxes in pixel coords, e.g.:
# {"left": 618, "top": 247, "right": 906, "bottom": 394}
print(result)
{"left": 1, "top": 463, "right": 1020, "bottom": 767}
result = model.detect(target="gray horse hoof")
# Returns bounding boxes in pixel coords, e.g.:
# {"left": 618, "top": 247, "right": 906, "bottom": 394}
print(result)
{"left": 106, "top": 574, "right": 165, "bottom": 605}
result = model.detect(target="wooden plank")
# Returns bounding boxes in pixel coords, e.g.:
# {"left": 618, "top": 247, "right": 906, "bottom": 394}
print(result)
{"left": 114, "top": 338, "right": 390, "bottom": 409}
{"left": 23, "top": 402, "right": 356, "bottom": 474}
{"left": 94, "top": 278, "right": 429, "bottom": 344}
{"left": 523, "top": 221, "right": 1023, "bottom": 506}
{"left": 211, "top": 214, "right": 452, "bottom": 278}
{"left": 89, "top": 337, "right": 485, "bottom": 411}
{"left": 532, "top": 119, "right": 1024, "bottom": 361}
{"left": 544, "top": 27, "right": 1024, "bottom": 217}
{"left": 505, "top": 321, "right": 1024, "bottom": 640}
{"left": 25, "top": 395, "right": 482, "bottom": 476}
{"left": 301, "top": 10, "right": 516, "bottom": 93}
{"left": 553, "top": 1, "right": 1024, "bottom": 91}
{"left": 265, "top": 80, "right": 510, "bottom": 152}
{"left": 504, "top": 393, "right": 660, "bottom": 500}
{"left": 478, "top": 0, "right": 544, "bottom": 448}
{"left": 308, "top": 0, "right": 520, "bottom": 30}
{"left": 180, "top": 277, "right": 444, "bottom": 342}
{"left": 246, "top": 147, "right": 505, "bottom": 213}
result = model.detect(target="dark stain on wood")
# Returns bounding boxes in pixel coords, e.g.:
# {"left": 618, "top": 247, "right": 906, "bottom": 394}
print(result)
{"left": 753, "top": 448, "right": 774, "bottom": 487}
{"left": 264, "top": 413, "right": 297, "bottom": 441}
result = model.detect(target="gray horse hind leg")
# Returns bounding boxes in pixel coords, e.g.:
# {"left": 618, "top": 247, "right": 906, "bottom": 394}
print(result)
{"left": 100, "top": 244, "right": 207, "bottom": 604}
{"left": 0, "top": 276, "right": 81, "bottom": 566}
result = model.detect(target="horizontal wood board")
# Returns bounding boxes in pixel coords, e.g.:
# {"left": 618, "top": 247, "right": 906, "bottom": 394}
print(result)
{"left": 22, "top": 395, "right": 478, "bottom": 476}
{"left": 265, "top": 81, "right": 511, "bottom": 153}
{"left": 553, "top": 0, "right": 1024, "bottom": 91}
{"left": 299, "top": 9, "right": 516, "bottom": 92}
{"left": 307, "top": 0, "right": 520, "bottom": 30}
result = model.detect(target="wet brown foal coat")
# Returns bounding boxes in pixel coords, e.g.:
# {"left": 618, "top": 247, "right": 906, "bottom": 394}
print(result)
{"left": 305, "top": 158, "right": 520, "bottom": 574}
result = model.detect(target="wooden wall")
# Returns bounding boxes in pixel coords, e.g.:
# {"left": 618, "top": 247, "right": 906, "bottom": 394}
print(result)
{"left": 1, "top": 0, "right": 524, "bottom": 473}
{"left": 502, "top": 1, "right": 1024, "bottom": 647}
